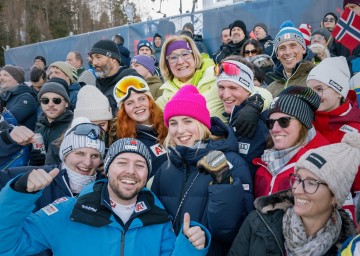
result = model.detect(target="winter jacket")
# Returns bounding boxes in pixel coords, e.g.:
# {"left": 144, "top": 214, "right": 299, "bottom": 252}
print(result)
{"left": 1, "top": 84, "right": 38, "bottom": 131}
{"left": 152, "top": 117, "right": 254, "bottom": 256}
{"left": 68, "top": 82, "right": 81, "bottom": 111}
{"left": 156, "top": 57, "right": 226, "bottom": 123}
{"left": 116, "top": 43, "right": 131, "bottom": 67}
{"left": 266, "top": 49, "right": 316, "bottom": 97}
{"left": 213, "top": 37, "right": 248, "bottom": 64}
{"left": 258, "top": 35, "right": 275, "bottom": 59}
{"left": 228, "top": 190, "right": 356, "bottom": 256}
{"left": 35, "top": 110, "right": 73, "bottom": 151}
{"left": 228, "top": 106, "right": 269, "bottom": 177}
{"left": 96, "top": 66, "right": 140, "bottom": 116}
{"left": 146, "top": 75, "right": 163, "bottom": 100}
{"left": 313, "top": 90, "right": 360, "bottom": 193}
{"left": 0, "top": 179, "right": 210, "bottom": 256}
{"left": 253, "top": 130, "right": 329, "bottom": 198}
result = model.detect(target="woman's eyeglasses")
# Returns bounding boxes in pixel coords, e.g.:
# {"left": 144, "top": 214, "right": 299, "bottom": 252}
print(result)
{"left": 244, "top": 49, "right": 257, "bottom": 55}
{"left": 323, "top": 18, "right": 335, "bottom": 23}
{"left": 113, "top": 76, "right": 150, "bottom": 103}
{"left": 66, "top": 123, "right": 106, "bottom": 142}
{"left": 289, "top": 173, "right": 328, "bottom": 194}
{"left": 40, "top": 97, "right": 62, "bottom": 105}
{"left": 166, "top": 50, "right": 193, "bottom": 64}
{"left": 312, "top": 87, "right": 331, "bottom": 97}
{"left": 310, "top": 35, "right": 326, "bottom": 42}
{"left": 266, "top": 117, "right": 295, "bottom": 130}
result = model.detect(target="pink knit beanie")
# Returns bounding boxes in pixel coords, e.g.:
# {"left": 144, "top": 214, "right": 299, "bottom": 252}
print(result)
{"left": 164, "top": 85, "right": 211, "bottom": 129}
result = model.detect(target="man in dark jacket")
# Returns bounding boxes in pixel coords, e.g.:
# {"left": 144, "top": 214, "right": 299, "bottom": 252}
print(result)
{"left": 253, "top": 23, "right": 276, "bottom": 63}
{"left": 0, "top": 65, "right": 38, "bottom": 131}
{"left": 112, "top": 34, "right": 131, "bottom": 67}
{"left": 214, "top": 20, "right": 249, "bottom": 64}
{"left": 90, "top": 39, "right": 141, "bottom": 115}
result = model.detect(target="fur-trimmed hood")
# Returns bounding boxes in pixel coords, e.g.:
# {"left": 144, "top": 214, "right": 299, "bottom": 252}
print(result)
{"left": 254, "top": 189, "right": 293, "bottom": 214}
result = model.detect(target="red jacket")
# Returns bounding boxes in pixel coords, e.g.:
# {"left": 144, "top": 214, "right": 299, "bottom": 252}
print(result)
{"left": 313, "top": 90, "right": 360, "bottom": 192}
{"left": 253, "top": 131, "right": 329, "bottom": 199}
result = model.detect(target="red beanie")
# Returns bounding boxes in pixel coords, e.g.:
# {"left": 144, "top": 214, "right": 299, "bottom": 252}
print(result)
{"left": 164, "top": 85, "right": 211, "bottom": 129}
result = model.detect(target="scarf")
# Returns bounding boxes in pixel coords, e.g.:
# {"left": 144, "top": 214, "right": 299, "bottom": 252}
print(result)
{"left": 63, "top": 163, "right": 97, "bottom": 194}
{"left": 261, "top": 127, "right": 316, "bottom": 176}
{"left": 283, "top": 207, "right": 342, "bottom": 256}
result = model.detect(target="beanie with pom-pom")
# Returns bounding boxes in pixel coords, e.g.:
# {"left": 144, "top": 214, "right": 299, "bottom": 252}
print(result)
{"left": 295, "top": 132, "right": 360, "bottom": 208}
{"left": 274, "top": 20, "right": 306, "bottom": 52}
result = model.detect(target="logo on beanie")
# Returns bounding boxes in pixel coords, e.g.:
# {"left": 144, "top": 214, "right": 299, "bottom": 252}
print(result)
{"left": 62, "top": 146, "right": 73, "bottom": 156}
{"left": 106, "top": 52, "right": 112, "bottom": 58}
{"left": 284, "top": 33, "right": 291, "bottom": 39}
{"left": 239, "top": 77, "right": 250, "bottom": 88}
{"left": 124, "top": 139, "right": 138, "bottom": 150}
{"left": 270, "top": 97, "right": 279, "bottom": 109}
{"left": 329, "top": 79, "right": 343, "bottom": 92}
{"left": 306, "top": 153, "right": 327, "bottom": 169}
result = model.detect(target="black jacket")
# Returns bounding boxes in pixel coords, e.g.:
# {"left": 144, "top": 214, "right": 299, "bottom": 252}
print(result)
{"left": 213, "top": 37, "right": 249, "bottom": 64}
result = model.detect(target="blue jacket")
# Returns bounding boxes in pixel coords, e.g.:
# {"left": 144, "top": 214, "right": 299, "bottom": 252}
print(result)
{"left": 0, "top": 179, "right": 210, "bottom": 256}
{"left": 1, "top": 84, "right": 38, "bottom": 131}
{"left": 152, "top": 117, "right": 254, "bottom": 255}
{"left": 136, "top": 124, "right": 167, "bottom": 177}
{"left": 228, "top": 106, "right": 269, "bottom": 177}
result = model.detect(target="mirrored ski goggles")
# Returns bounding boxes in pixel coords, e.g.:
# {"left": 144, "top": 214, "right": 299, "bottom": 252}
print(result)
{"left": 214, "top": 61, "right": 252, "bottom": 79}
{"left": 113, "top": 75, "right": 150, "bottom": 104}
{"left": 66, "top": 123, "right": 106, "bottom": 142}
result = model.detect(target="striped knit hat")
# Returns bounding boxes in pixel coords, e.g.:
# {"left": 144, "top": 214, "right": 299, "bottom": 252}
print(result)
{"left": 274, "top": 20, "right": 306, "bottom": 52}
{"left": 59, "top": 117, "right": 106, "bottom": 161}
{"left": 268, "top": 86, "right": 320, "bottom": 129}
{"left": 104, "top": 138, "right": 152, "bottom": 176}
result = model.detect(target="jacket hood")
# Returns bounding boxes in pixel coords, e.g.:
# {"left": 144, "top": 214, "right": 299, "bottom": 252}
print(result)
{"left": 3, "top": 84, "right": 37, "bottom": 99}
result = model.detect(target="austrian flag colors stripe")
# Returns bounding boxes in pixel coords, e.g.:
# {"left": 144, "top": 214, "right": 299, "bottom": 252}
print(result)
{"left": 332, "top": 7, "right": 360, "bottom": 52}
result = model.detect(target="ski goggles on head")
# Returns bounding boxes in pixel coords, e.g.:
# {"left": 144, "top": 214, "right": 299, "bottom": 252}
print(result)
{"left": 113, "top": 76, "right": 150, "bottom": 104}
{"left": 66, "top": 123, "right": 106, "bottom": 142}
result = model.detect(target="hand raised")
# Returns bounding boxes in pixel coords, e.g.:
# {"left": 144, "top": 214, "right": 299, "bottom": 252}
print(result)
{"left": 10, "top": 126, "right": 35, "bottom": 145}
{"left": 27, "top": 168, "right": 59, "bottom": 192}
{"left": 183, "top": 212, "right": 205, "bottom": 250}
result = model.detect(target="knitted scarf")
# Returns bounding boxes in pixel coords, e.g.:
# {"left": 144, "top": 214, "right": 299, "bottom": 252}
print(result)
{"left": 261, "top": 127, "right": 316, "bottom": 176}
{"left": 283, "top": 207, "right": 341, "bottom": 256}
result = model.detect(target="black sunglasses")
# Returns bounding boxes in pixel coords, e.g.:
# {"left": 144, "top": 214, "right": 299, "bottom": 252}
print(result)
{"left": 266, "top": 117, "right": 295, "bottom": 130}
{"left": 40, "top": 97, "right": 62, "bottom": 105}
{"left": 244, "top": 49, "right": 257, "bottom": 55}
{"left": 323, "top": 18, "right": 335, "bottom": 22}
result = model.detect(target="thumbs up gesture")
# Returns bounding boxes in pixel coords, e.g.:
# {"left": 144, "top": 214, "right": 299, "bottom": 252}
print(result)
{"left": 27, "top": 168, "right": 59, "bottom": 192}
{"left": 182, "top": 212, "right": 206, "bottom": 249}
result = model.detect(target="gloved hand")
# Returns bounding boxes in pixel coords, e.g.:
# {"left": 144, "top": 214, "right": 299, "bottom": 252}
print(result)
{"left": 29, "top": 149, "right": 46, "bottom": 166}
{"left": 230, "top": 94, "right": 264, "bottom": 138}
{"left": 197, "top": 150, "right": 233, "bottom": 184}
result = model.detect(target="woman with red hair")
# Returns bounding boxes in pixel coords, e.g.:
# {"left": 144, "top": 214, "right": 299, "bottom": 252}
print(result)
{"left": 113, "top": 76, "right": 168, "bottom": 177}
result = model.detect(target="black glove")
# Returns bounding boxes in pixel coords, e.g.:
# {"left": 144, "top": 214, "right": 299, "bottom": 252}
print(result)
{"left": 197, "top": 150, "right": 233, "bottom": 184}
{"left": 230, "top": 94, "right": 264, "bottom": 138}
{"left": 29, "top": 149, "right": 46, "bottom": 166}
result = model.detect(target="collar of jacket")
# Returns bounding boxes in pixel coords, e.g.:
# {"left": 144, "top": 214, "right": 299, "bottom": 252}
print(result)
{"left": 70, "top": 180, "right": 170, "bottom": 228}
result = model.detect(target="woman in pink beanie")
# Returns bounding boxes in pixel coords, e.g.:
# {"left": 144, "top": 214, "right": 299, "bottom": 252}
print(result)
{"left": 152, "top": 84, "right": 254, "bottom": 256}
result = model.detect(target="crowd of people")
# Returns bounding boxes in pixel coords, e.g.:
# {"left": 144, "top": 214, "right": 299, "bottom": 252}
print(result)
{"left": 0, "top": 0, "right": 360, "bottom": 255}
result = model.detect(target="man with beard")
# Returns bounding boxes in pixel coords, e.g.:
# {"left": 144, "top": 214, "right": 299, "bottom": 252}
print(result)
{"left": 90, "top": 39, "right": 141, "bottom": 115}
{"left": 214, "top": 20, "right": 249, "bottom": 64}
{"left": 0, "top": 138, "right": 210, "bottom": 255}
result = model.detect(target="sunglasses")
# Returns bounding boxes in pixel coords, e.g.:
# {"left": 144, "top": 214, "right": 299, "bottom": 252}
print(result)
{"left": 113, "top": 76, "right": 150, "bottom": 103}
{"left": 266, "top": 117, "right": 295, "bottom": 130}
{"left": 215, "top": 61, "right": 245, "bottom": 76}
{"left": 40, "top": 97, "right": 62, "bottom": 105}
{"left": 323, "top": 18, "right": 335, "bottom": 22}
{"left": 66, "top": 123, "right": 106, "bottom": 142}
{"left": 244, "top": 49, "right": 257, "bottom": 55}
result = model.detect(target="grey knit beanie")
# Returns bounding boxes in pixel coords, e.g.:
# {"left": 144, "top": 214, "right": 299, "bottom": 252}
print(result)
{"left": 268, "top": 85, "right": 320, "bottom": 129}
{"left": 295, "top": 132, "right": 360, "bottom": 208}
{"left": 1, "top": 65, "right": 25, "bottom": 84}
{"left": 38, "top": 82, "right": 70, "bottom": 103}
{"left": 104, "top": 138, "right": 152, "bottom": 176}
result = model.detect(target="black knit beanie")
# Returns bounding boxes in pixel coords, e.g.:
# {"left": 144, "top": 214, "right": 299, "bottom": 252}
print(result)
{"left": 90, "top": 39, "right": 121, "bottom": 64}
{"left": 230, "top": 20, "right": 247, "bottom": 36}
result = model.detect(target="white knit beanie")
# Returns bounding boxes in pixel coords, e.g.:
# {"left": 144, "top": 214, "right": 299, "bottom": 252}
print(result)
{"left": 59, "top": 117, "right": 106, "bottom": 161}
{"left": 307, "top": 56, "right": 351, "bottom": 98}
{"left": 74, "top": 85, "right": 113, "bottom": 121}
{"left": 295, "top": 132, "right": 360, "bottom": 208}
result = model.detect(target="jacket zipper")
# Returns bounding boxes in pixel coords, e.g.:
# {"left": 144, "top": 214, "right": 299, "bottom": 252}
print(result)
{"left": 176, "top": 161, "right": 189, "bottom": 229}
{"left": 120, "top": 230, "right": 126, "bottom": 256}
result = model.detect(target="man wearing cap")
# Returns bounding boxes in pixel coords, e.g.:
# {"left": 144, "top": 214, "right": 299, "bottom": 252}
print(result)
{"left": 152, "top": 33, "right": 163, "bottom": 62}
{"left": 90, "top": 39, "right": 140, "bottom": 116}
{"left": 33, "top": 56, "right": 47, "bottom": 70}
{"left": 29, "top": 82, "right": 73, "bottom": 166}
{"left": 130, "top": 55, "right": 163, "bottom": 100}
{"left": 266, "top": 20, "right": 316, "bottom": 97}
{"left": 0, "top": 65, "right": 38, "bottom": 131}
{"left": 214, "top": 20, "right": 249, "bottom": 64}
{"left": 0, "top": 138, "right": 210, "bottom": 255}
{"left": 48, "top": 61, "right": 81, "bottom": 110}
{"left": 253, "top": 23, "right": 275, "bottom": 59}
{"left": 137, "top": 39, "right": 153, "bottom": 57}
